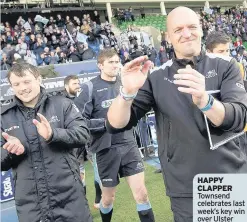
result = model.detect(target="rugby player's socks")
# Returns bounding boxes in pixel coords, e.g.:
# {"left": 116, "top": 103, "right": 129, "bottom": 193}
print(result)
{"left": 137, "top": 202, "right": 155, "bottom": 222}
{"left": 94, "top": 180, "right": 102, "bottom": 204}
{"left": 100, "top": 201, "right": 113, "bottom": 222}
{"left": 83, "top": 186, "right": 86, "bottom": 195}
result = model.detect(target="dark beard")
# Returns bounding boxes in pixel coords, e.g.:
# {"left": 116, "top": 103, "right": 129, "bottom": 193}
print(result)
{"left": 68, "top": 88, "right": 77, "bottom": 96}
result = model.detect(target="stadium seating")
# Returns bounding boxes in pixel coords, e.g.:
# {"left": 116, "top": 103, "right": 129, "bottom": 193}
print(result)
{"left": 114, "top": 15, "right": 167, "bottom": 32}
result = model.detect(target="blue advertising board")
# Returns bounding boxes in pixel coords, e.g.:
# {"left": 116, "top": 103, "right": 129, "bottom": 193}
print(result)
{"left": 0, "top": 60, "right": 100, "bottom": 101}
{"left": 1, "top": 170, "right": 14, "bottom": 202}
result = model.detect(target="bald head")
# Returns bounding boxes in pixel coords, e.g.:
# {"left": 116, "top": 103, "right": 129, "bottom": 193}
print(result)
{"left": 166, "top": 6, "right": 202, "bottom": 60}
{"left": 167, "top": 7, "right": 199, "bottom": 32}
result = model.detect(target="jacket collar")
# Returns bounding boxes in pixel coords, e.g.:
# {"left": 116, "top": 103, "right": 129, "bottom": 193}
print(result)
{"left": 14, "top": 86, "right": 47, "bottom": 110}
{"left": 62, "top": 90, "right": 75, "bottom": 100}
{"left": 173, "top": 49, "right": 206, "bottom": 69}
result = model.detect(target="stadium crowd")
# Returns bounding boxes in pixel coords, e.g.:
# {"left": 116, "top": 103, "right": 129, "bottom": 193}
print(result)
{"left": 2, "top": 6, "right": 247, "bottom": 71}
{"left": 0, "top": 8, "right": 158, "bottom": 70}
{"left": 0, "top": 11, "right": 117, "bottom": 70}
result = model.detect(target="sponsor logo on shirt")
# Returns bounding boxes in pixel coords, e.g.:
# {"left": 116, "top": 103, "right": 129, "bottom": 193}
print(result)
{"left": 102, "top": 178, "right": 113, "bottom": 182}
{"left": 205, "top": 70, "right": 218, "bottom": 79}
{"left": 4, "top": 126, "right": 20, "bottom": 132}
{"left": 236, "top": 82, "right": 245, "bottom": 90}
{"left": 49, "top": 115, "right": 60, "bottom": 123}
{"left": 97, "top": 88, "right": 108, "bottom": 92}
{"left": 101, "top": 99, "right": 114, "bottom": 108}
{"left": 164, "top": 77, "right": 174, "bottom": 84}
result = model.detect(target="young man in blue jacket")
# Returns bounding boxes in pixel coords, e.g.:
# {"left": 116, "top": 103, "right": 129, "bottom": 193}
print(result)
{"left": 75, "top": 49, "right": 155, "bottom": 222}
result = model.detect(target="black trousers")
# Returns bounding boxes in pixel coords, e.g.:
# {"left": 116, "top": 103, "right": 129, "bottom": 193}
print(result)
{"left": 170, "top": 197, "right": 193, "bottom": 222}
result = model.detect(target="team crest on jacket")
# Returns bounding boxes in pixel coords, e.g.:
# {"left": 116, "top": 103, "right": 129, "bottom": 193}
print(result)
{"left": 48, "top": 115, "right": 60, "bottom": 123}
{"left": 205, "top": 70, "right": 218, "bottom": 78}
{"left": 4, "top": 125, "right": 20, "bottom": 132}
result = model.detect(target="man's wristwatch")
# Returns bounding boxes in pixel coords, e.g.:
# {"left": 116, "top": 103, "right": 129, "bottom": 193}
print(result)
{"left": 119, "top": 86, "right": 137, "bottom": 101}
{"left": 200, "top": 94, "right": 215, "bottom": 112}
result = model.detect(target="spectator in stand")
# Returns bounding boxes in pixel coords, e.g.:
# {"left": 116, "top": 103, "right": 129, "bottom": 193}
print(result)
{"left": 140, "top": 7, "right": 145, "bottom": 19}
{"left": 141, "top": 42, "right": 148, "bottom": 55}
{"left": 91, "top": 21, "right": 101, "bottom": 38}
{"left": 129, "top": 33, "right": 138, "bottom": 48}
{"left": 147, "top": 44, "right": 157, "bottom": 65}
{"left": 24, "top": 50, "right": 37, "bottom": 66}
{"left": 67, "top": 45, "right": 81, "bottom": 62}
{"left": 93, "top": 10, "right": 101, "bottom": 25}
{"left": 159, "top": 46, "right": 168, "bottom": 65}
{"left": 109, "top": 33, "right": 117, "bottom": 48}
{"left": 29, "top": 34, "right": 36, "bottom": 50}
{"left": 81, "top": 43, "right": 95, "bottom": 61}
{"left": 27, "top": 18, "right": 35, "bottom": 32}
{"left": 49, "top": 50, "right": 59, "bottom": 64}
{"left": 1, "top": 52, "right": 11, "bottom": 70}
{"left": 58, "top": 51, "right": 67, "bottom": 63}
{"left": 56, "top": 14, "right": 65, "bottom": 29}
{"left": 55, "top": 46, "right": 61, "bottom": 54}
{"left": 15, "top": 38, "right": 27, "bottom": 58}
{"left": 129, "top": 44, "right": 144, "bottom": 59}
{"left": 2, "top": 43, "right": 13, "bottom": 57}
{"left": 65, "top": 16, "right": 71, "bottom": 26}
{"left": 1, "top": 34, "right": 7, "bottom": 49}
{"left": 42, "top": 52, "right": 51, "bottom": 65}
{"left": 82, "top": 14, "right": 87, "bottom": 22}
{"left": 37, "top": 52, "right": 45, "bottom": 66}
{"left": 6, "top": 31, "right": 13, "bottom": 44}
{"left": 129, "top": 7, "right": 135, "bottom": 21}
{"left": 17, "top": 16, "right": 25, "bottom": 28}
{"left": 104, "top": 21, "right": 112, "bottom": 34}
{"left": 44, "top": 47, "right": 50, "bottom": 55}
{"left": 43, "top": 37, "right": 52, "bottom": 50}
{"left": 59, "top": 37, "right": 68, "bottom": 54}
{"left": 12, "top": 31, "right": 19, "bottom": 45}
{"left": 5, "top": 22, "right": 12, "bottom": 33}
{"left": 48, "top": 16, "right": 56, "bottom": 28}
{"left": 20, "top": 31, "right": 30, "bottom": 46}
{"left": 81, "top": 20, "right": 91, "bottom": 35}
{"left": 120, "top": 44, "right": 129, "bottom": 60}
{"left": 124, "top": 9, "right": 132, "bottom": 22}
{"left": 33, "top": 37, "right": 46, "bottom": 58}
{"left": 121, "top": 51, "right": 131, "bottom": 65}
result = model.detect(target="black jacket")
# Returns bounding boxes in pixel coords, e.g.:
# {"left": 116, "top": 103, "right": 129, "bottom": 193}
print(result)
{"left": 75, "top": 75, "right": 136, "bottom": 153}
{"left": 61, "top": 89, "right": 76, "bottom": 101}
{"left": 67, "top": 52, "right": 81, "bottom": 62}
{"left": 106, "top": 52, "right": 247, "bottom": 197}
{"left": 81, "top": 48, "right": 95, "bottom": 61}
{"left": 1, "top": 88, "right": 92, "bottom": 222}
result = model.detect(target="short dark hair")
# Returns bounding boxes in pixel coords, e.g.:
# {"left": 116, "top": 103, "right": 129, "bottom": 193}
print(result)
{"left": 206, "top": 31, "right": 231, "bottom": 52}
{"left": 7, "top": 62, "right": 40, "bottom": 82}
{"left": 64, "top": 75, "right": 79, "bottom": 85}
{"left": 97, "top": 48, "right": 119, "bottom": 64}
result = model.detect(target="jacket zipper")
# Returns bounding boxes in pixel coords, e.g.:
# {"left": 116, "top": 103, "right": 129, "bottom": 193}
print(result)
{"left": 167, "top": 121, "right": 171, "bottom": 162}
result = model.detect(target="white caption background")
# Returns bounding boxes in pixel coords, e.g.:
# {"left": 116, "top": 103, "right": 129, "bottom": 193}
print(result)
{"left": 193, "top": 174, "right": 247, "bottom": 222}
